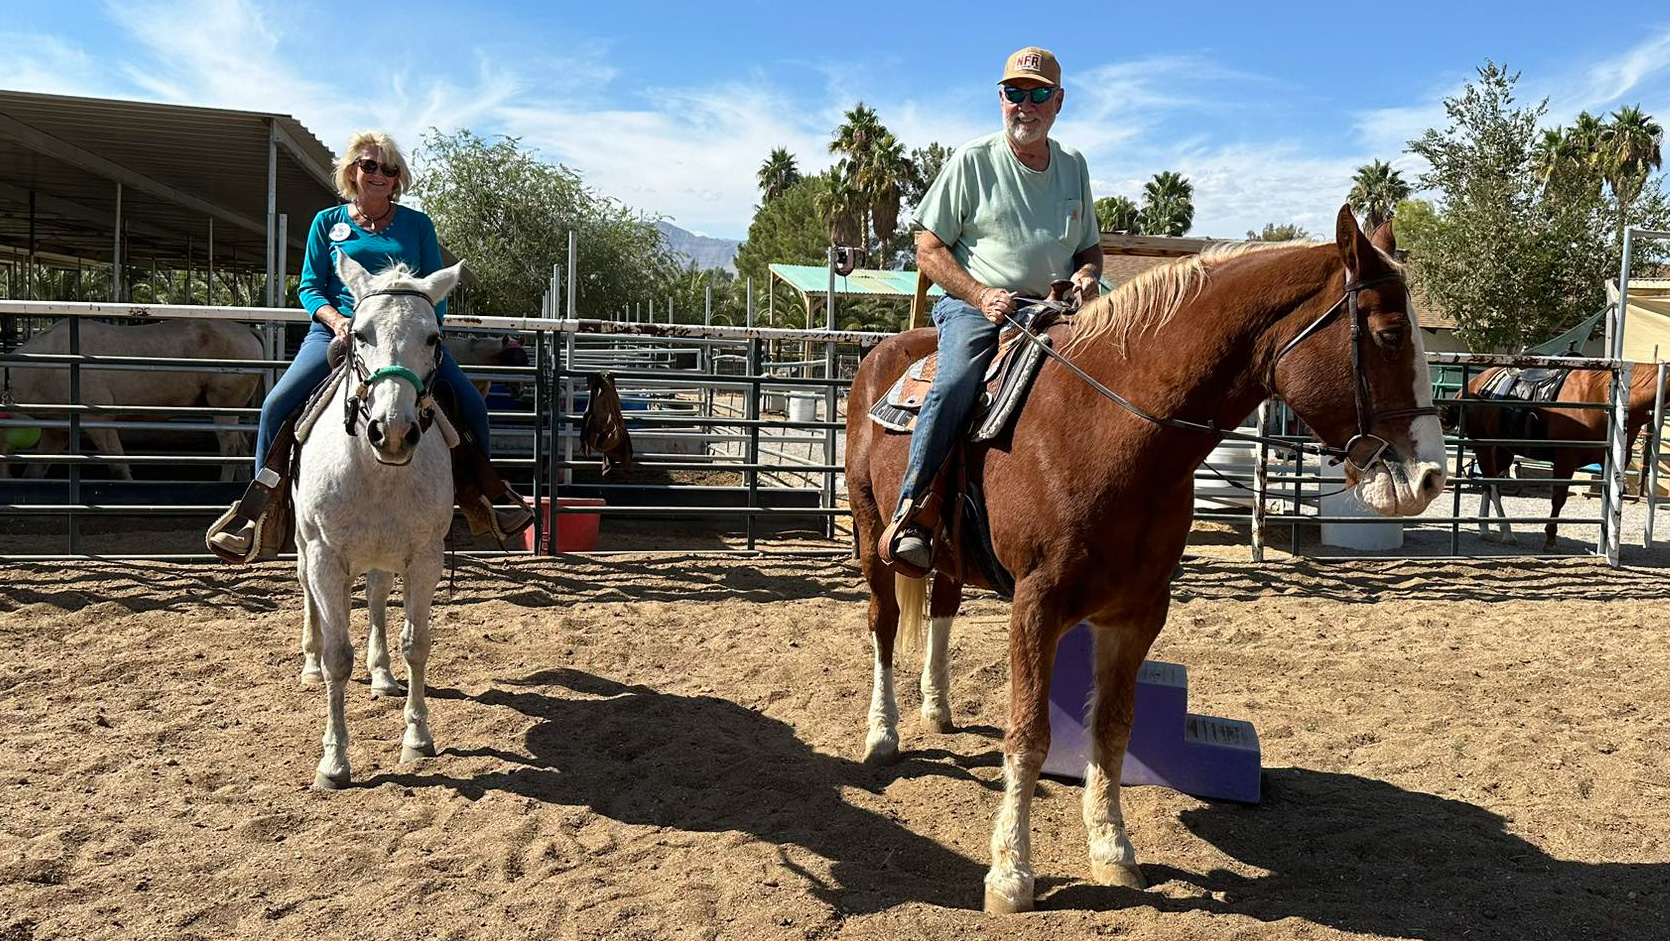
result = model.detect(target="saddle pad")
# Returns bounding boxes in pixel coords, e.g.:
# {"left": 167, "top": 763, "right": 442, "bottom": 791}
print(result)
{"left": 1482, "top": 366, "right": 1569, "bottom": 405}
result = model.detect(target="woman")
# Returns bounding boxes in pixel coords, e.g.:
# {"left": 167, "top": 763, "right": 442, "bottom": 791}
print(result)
{"left": 209, "top": 130, "right": 531, "bottom": 556}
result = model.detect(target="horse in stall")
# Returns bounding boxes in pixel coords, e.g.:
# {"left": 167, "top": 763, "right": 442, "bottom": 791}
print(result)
{"left": 443, "top": 334, "right": 529, "bottom": 399}
{"left": 1443, "top": 365, "right": 1663, "bottom": 551}
{"left": 1, "top": 318, "right": 265, "bottom": 481}
{"left": 846, "top": 207, "right": 1447, "bottom": 914}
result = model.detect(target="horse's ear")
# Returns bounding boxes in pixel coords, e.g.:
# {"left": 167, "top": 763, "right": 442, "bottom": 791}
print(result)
{"left": 1334, "top": 204, "right": 1370, "bottom": 278}
{"left": 1369, "top": 219, "right": 1396, "bottom": 254}
{"left": 417, "top": 262, "right": 465, "bottom": 305}
{"left": 335, "top": 250, "right": 375, "bottom": 300}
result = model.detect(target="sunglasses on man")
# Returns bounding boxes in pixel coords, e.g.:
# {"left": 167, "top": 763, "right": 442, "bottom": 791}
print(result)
{"left": 352, "top": 158, "right": 401, "bottom": 179}
{"left": 1002, "top": 85, "right": 1056, "bottom": 105}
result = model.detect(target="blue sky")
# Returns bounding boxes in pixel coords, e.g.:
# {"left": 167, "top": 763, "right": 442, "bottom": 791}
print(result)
{"left": 5, "top": 1, "right": 1670, "bottom": 241}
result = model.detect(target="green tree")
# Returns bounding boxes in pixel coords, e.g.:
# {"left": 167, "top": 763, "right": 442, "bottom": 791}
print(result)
{"left": 734, "top": 176, "right": 834, "bottom": 292}
{"left": 1599, "top": 104, "right": 1664, "bottom": 243}
{"left": 1245, "top": 222, "right": 1310, "bottom": 241}
{"left": 1139, "top": 171, "right": 1194, "bottom": 236}
{"left": 905, "top": 142, "right": 953, "bottom": 206}
{"left": 757, "top": 148, "right": 802, "bottom": 204}
{"left": 1404, "top": 62, "right": 1670, "bottom": 351}
{"left": 412, "top": 129, "right": 677, "bottom": 319}
{"left": 1095, "top": 195, "right": 1142, "bottom": 234}
{"left": 1348, "top": 159, "right": 1411, "bottom": 233}
{"left": 863, "top": 132, "right": 912, "bottom": 245}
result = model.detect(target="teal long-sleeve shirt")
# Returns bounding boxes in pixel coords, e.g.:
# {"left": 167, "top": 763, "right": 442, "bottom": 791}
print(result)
{"left": 297, "top": 203, "right": 447, "bottom": 321}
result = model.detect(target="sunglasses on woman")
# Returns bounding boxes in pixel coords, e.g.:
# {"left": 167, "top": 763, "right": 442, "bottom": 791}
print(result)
{"left": 352, "top": 158, "right": 401, "bottom": 178}
{"left": 1002, "top": 85, "right": 1056, "bottom": 105}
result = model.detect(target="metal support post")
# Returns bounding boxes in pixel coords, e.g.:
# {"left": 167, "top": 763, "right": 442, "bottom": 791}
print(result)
{"left": 531, "top": 290, "right": 546, "bottom": 556}
{"left": 1252, "top": 400, "right": 1269, "bottom": 562}
{"left": 265, "top": 121, "right": 278, "bottom": 308}
{"left": 1606, "top": 361, "right": 1632, "bottom": 566}
{"left": 67, "top": 318, "right": 81, "bottom": 554}
{"left": 566, "top": 230, "right": 577, "bottom": 318}
{"left": 1648, "top": 361, "right": 1667, "bottom": 546}
{"left": 112, "top": 182, "right": 123, "bottom": 301}
{"left": 746, "top": 337, "right": 762, "bottom": 550}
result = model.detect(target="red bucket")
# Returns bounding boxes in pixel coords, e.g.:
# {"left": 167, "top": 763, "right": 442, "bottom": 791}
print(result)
{"left": 517, "top": 497, "right": 605, "bottom": 553}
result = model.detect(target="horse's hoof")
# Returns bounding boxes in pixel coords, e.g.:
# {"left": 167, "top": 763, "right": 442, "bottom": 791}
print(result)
{"left": 370, "top": 680, "right": 406, "bottom": 699}
{"left": 1091, "top": 860, "right": 1147, "bottom": 889}
{"left": 400, "top": 742, "right": 437, "bottom": 763}
{"left": 983, "top": 878, "right": 1035, "bottom": 915}
{"left": 862, "top": 729, "right": 900, "bottom": 766}
{"left": 1479, "top": 530, "right": 1500, "bottom": 544}
{"left": 921, "top": 706, "right": 954, "bottom": 734}
{"left": 298, "top": 669, "right": 323, "bottom": 687}
{"left": 313, "top": 770, "right": 351, "bottom": 791}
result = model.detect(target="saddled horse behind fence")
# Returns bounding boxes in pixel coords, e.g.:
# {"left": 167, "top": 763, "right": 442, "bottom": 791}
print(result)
{"left": 1443, "top": 364, "right": 1663, "bottom": 550}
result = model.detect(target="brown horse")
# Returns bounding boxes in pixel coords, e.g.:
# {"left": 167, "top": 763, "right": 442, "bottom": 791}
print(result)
{"left": 1447, "top": 366, "right": 1661, "bottom": 551}
{"left": 845, "top": 206, "right": 1446, "bottom": 914}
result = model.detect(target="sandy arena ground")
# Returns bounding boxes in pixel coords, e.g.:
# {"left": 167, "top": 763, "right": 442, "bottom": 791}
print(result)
{"left": 2, "top": 550, "right": 1668, "bottom": 940}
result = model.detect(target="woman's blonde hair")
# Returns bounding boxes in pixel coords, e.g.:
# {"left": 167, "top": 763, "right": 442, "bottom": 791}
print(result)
{"left": 333, "top": 130, "right": 411, "bottom": 201}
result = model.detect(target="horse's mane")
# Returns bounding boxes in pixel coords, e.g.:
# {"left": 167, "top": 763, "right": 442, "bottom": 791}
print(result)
{"left": 364, "top": 262, "right": 421, "bottom": 295}
{"left": 1068, "top": 240, "right": 1327, "bottom": 355}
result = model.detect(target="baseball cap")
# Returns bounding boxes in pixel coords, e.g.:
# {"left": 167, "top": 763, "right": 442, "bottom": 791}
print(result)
{"left": 999, "top": 46, "right": 1061, "bottom": 86}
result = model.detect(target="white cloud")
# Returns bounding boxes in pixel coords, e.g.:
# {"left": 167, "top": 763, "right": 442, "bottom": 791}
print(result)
{"left": 0, "top": 32, "right": 108, "bottom": 95}
{"left": 1560, "top": 27, "right": 1670, "bottom": 114}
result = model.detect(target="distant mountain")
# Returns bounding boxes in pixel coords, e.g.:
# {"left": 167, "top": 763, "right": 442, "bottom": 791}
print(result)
{"left": 656, "top": 221, "right": 739, "bottom": 272}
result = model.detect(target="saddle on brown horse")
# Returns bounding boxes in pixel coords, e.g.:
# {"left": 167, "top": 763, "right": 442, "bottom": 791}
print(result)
{"left": 1478, "top": 366, "right": 1572, "bottom": 447}
{"left": 871, "top": 297, "right": 1072, "bottom": 593}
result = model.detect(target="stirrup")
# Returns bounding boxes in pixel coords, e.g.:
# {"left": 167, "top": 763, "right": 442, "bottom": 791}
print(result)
{"left": 878, "top": 497, "right": 933, "bottom": 578}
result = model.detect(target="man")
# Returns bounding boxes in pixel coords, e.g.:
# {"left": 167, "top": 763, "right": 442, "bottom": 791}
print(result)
{"left": 881, "top": 46, "right": 1103, "bottom": 570}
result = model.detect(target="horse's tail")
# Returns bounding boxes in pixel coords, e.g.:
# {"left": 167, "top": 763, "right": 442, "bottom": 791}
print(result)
{"left": 893, "top": 572, "right": 928, "bottom": 654}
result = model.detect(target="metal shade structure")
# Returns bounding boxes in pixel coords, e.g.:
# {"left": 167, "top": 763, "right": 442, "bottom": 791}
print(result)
{"left": 0, "top": 89, "right": 338, "bottom": 303}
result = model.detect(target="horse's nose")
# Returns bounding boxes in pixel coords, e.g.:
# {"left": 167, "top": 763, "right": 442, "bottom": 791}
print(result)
{"left": 403, "top": 424, "right": 421, "bottom": 448}
{"left": 367, "top": 419, "right": 384, "bottom": 446}
{"left": 1419, "top": 465, "right": 1446, "bottom": 501}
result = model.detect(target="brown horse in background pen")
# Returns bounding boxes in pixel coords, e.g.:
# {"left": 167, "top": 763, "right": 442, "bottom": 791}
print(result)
{"left": 846, "top": 207, "right": 1447, "bottom": 914}
{"left": 1445, "top": 366, "right": 1663, "bottom": 551}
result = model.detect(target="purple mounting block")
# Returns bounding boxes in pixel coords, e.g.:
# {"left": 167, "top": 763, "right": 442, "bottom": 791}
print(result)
{"left": 1042, "top": 622, "right": 1262, "bottom": 803}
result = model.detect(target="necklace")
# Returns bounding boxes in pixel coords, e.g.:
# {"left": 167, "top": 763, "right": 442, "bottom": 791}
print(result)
{"left": 354, "top": 200, "right": 394, "bottom": 229}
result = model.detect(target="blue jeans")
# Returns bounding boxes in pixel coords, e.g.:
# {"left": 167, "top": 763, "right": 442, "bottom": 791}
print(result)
{"left": 254, "top": 322, "right": 492, "bottom": 467}
{"left": 897, "top": 296, "right": 999, "bottom": 513}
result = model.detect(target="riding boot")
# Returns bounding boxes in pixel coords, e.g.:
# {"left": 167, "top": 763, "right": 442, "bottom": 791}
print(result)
{"left": 878, "top": 491, "right": 940, "bottom": 577}
{"left": 451, "top": 438, "right": 535, "bottom": 545}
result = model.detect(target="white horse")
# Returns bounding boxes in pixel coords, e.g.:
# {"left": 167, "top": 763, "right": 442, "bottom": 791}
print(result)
{"left": 294, "top": 253, "right": 462, "bottom": 790}
{"left": 1, "top": 319, "right": 264, "bottom": 480}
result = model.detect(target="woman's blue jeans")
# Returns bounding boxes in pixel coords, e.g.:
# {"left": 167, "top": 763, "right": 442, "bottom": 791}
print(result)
{"left": 254, "top": 323, "right": 492, "bottom": 468}
{"left": 897, "top": 296, "right": 999, "bottom": 514}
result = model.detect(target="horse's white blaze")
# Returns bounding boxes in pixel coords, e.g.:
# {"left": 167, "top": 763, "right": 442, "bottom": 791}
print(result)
{"left": 863, "top": 633, "right": 899, "bottom": 762}
{"left": 920, "top": 616, "right": 953, "bottom": 727}
{"left": 1357, "top": 320, "right": 1447, "bottom": 516}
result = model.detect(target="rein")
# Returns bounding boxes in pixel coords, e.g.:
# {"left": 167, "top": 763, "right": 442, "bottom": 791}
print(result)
{"left": 1001, "top": 273, "right": 1439, "bottom": 476}
{"left": 343, "top": 289, "right": 444, "bottom": 441}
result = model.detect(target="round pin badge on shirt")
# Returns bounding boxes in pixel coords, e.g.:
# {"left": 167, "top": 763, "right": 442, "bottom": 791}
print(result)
{"left": 328, "top": 222, "right": 352, "bottom": 242}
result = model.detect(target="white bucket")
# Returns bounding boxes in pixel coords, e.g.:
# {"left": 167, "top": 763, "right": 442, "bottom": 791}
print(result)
{"left": 1319, "top": 464, "right": 1403, "bottom": 550}
{"left": 787, "top": 393, "right": 818, "bottom": 424}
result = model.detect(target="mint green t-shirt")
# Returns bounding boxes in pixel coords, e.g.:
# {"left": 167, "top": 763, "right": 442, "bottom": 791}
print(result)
{"left": 914, "top": 131, "right": 1099, "bottom": 297}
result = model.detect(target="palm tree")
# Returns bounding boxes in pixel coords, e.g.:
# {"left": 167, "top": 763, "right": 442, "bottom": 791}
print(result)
{"left": 1095, "top": 195, "right": 1141, "bottom": 234}
{"left": 862, "top": 132, "right": 913, "bottom": 245}
{"left": 757, "top": 148, "right": 801, "bottom": 203}
{"left": 814, "top": 164, "right": 863, "bottom": 249}
{"left": 829, "top": 103, "right": 889, "bottom": 249}
{"left": 1599, "top": 104, "right": 1664, "bottom": 239}
{"left": 1139, "top": 171, "right": 1194, "bottom": 237}
{"left": 1347, "top": 160, "right": 1411, "bottom": 233}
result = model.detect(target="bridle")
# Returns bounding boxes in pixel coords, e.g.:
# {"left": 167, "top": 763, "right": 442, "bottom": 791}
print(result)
{"left": 1002, "top": 272, "right": 1439, "bottom": 475}
{"left": 1267, "top": 272, "right": 1441, "bottom": 474}
{"left": 343, "top": 289, "right": 444, "bottom": 443}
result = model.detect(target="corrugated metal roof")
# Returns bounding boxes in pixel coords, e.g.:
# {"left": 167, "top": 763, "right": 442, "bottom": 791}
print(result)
{"left": 0, "top": 90, "right": 338, "bottom": 275}
{"left": 769, "top": 264, "right": 945, "bottom": 299}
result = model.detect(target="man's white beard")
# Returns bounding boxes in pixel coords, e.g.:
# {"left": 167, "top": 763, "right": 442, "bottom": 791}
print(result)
{"left": 1006, "top": 114, "right": 1049, "bottom": 147}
